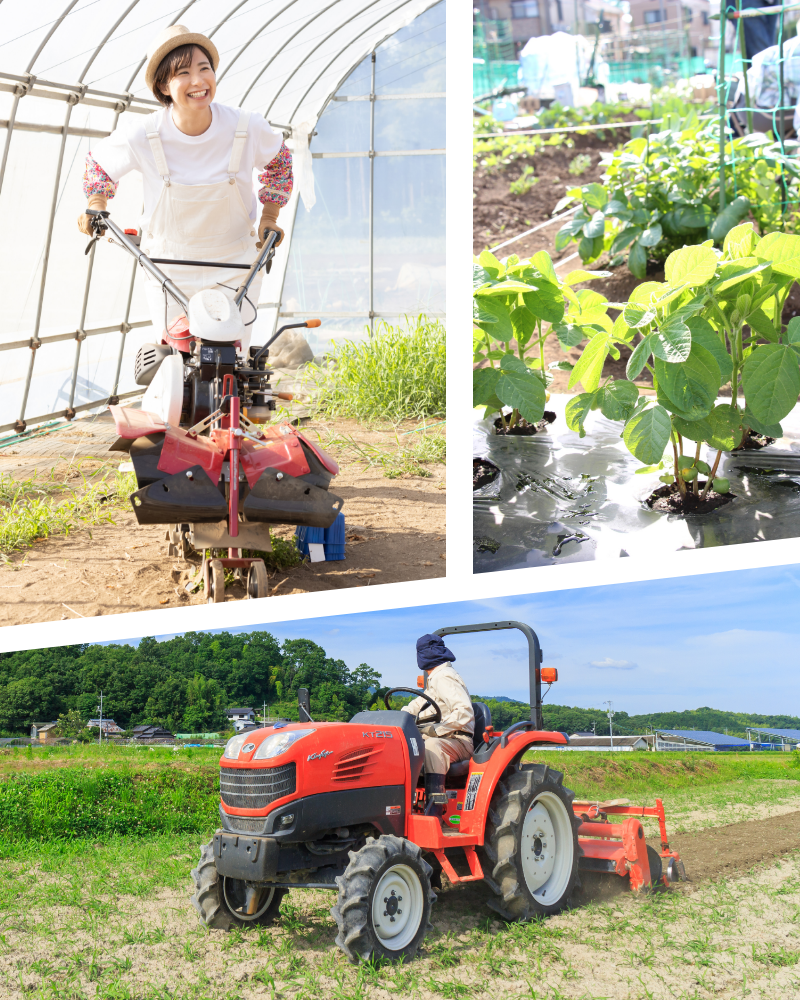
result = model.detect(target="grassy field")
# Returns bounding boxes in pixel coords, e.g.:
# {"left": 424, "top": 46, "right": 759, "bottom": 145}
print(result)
{"left": 0, "top": 747, "right": 797, "bottom": 999}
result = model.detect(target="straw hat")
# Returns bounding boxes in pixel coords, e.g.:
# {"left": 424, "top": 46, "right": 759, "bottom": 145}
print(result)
{"left": 145, "top": 24, "right": 219, "bottom": 91}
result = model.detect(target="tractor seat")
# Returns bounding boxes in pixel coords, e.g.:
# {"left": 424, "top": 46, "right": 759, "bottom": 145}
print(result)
{"left": 444, "top": 701, "right": 492, "bottom": 784}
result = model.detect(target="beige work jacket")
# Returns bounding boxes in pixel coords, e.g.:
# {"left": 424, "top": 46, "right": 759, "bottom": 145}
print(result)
{"left": 401, "top": 662, "right": 475, "bottom": 738}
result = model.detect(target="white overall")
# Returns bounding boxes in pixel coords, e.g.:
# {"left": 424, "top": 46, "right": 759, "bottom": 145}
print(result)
{"left": 140, "top": 108, "right": 263, "bottom": 336}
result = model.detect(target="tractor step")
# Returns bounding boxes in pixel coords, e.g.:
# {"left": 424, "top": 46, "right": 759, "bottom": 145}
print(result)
{"left": 433, "top": 845, "right": 484, "bottom": 885}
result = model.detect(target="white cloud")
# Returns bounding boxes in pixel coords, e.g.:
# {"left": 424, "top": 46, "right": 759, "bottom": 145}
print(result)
{"left": 589, "top": 657, "right": 637, "bottom": 670}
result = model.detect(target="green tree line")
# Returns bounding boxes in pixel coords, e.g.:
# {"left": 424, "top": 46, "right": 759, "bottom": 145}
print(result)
{"left": 475, "top": 698, "right": 800, "bottom": 739}
{"left": 0, "top": 632, "right": 381, "bottom": 736}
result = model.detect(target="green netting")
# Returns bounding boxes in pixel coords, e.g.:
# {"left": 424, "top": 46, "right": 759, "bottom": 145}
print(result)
{"left": 473, "top": 59, "right": 521, "bottom": 98}
{"left": 606, "top": 57, "right": 708, "bottom": 86}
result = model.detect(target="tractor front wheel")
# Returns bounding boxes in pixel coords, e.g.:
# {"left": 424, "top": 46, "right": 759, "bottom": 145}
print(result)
{"left": 483, "top": 763, "right": 580, "bottom": 920}
{"left": 331, "top": 835, "right": 436, "bottom": 964}
{"left": 190, "top": 841, "right": 286, "bottom": 929}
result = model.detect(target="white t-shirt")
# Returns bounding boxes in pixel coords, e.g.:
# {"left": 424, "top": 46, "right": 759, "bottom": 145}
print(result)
{"left": 91, "top": 103, "right": 283, "bottom": 227}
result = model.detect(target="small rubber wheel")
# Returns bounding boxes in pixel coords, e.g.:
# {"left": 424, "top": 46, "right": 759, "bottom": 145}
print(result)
{"left": 247, "top": 560, "right": 269, "bottom": 599}
{"left": 190, "top": 841, "right": 286, "bottom": 929}
{"left": 647, "top": 845, "right": 663, "bottom": 888}
{"left": 207, "top": 560, "right": 225, "bottom": 604}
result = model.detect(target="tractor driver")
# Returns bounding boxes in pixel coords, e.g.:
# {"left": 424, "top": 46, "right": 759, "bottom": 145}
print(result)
{"left": 402, "top": 634, "right": 475, "bottom": 822}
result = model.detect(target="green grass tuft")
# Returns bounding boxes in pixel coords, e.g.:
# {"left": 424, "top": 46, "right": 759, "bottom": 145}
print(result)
{"left": 0, "top": 465, "right": 136, "bottom": 561}
{"left": 307, "top": 315, "right": 445, "bottom": 423}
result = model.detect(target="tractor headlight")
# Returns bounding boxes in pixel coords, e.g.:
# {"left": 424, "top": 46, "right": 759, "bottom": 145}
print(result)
{"left": 253, "top": 728, "right": 316, "bottom": 760}
{"left": 223, "top": 733, "right": 251, "bottom": 760}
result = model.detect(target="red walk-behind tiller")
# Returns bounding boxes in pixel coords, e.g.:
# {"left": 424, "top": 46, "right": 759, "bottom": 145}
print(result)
{"left": 85, "top": 209, "right": 343, "bottom": 602}
{"left": 189, "top": 621, "right": 685, "bottom": 964}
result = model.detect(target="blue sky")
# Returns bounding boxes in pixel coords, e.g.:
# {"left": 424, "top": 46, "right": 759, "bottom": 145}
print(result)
{"left": 106, "top": 563, "right": 800, "bottom": 717}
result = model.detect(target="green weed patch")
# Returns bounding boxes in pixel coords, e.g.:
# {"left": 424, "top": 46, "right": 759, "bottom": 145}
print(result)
{"left": 0, "top": 764, "right": 219, "bottom": 839}
{"left": 0, "top": 466, "right": 136, "bottom": 561}
{"left": 308, "top": 316, "right": 445, "bottom": 423}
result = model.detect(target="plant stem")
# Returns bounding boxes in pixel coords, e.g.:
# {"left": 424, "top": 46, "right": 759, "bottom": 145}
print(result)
{"left": 671, "top": 432, "right": 686, "bottom": 498}
{"left": 700, "top": 450, "right": 723, "bottom": 501}
{"left": 693, "top": 441, "right": 701, "bottom": 495}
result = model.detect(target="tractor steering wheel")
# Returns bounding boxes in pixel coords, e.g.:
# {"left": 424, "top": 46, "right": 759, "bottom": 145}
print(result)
{"left": 383, "top": 686, "right": 442, "bottom": 726}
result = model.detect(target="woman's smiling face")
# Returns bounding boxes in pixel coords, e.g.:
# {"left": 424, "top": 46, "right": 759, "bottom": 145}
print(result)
{"left": 161, "top": 46, "right": 216, "bottom": 112}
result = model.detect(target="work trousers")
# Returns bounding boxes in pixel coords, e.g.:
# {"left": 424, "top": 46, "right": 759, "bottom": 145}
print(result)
{"left": 741, "top": 0, "right": 778, "bottom": 63}
{"left": 423, "top": 734, "right": 473, "bottom": 775}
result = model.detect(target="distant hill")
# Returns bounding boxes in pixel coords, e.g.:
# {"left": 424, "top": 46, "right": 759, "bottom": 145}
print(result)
{"left": 476, "top": 698, "right": 800, "bottom": 738}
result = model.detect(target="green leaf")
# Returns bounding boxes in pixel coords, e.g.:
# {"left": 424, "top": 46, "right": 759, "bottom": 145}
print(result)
{"left": 565, "top": 393, "right": 595, "bottom": 437}
{"left": 723, "top": 222, "right": 758, "bottom": 259}
{"left": 555, "top": 223, "right": 578, "bottom": 252}
{"left": 510, "top": 305, "right": 537, "bottom": 345}
{"left": 530, "top": 251, "right": 560, "bottom": 285}
{"left": 755, "top": 231, "right": 800, "bottom": 278}
{"left": 672, "top": 414, "right": 713, "bottom": 443}
{"left": 549, "top": 360, "right": 575, "bottom": 372}
{"left": 652, "top": 313, "right": 692, "bottom": 363}
{"left": 741, "top": 343, "right": 800, "bottom": 424}
{"left": 623, "top": 404, "right": 672, "bottom": 465}
{"left": 639, "top": 223, "right": 663, "bottom": 248}
{"left": 583, "top": 213, "right": 605, "bottom": 239}
{"left": 610, "top": 227, "right": 642, "bottom": 255}
{"left": 710, "top": 196, "right": 750, "bottom": 243}
{"left": 476, "top": 251, "right": 505, "bottom": 281}
{"left": 713, "top": 477, "right": 730, "bottom": 493}
{"left": 747, "top": 308, "right": 780, "bottom": 344}
{"left": 521, "top": 282, "right": 565, "bottom": 325}
{"left": 629, "top": 282, "right": 666, "bottom": 305}
{"left": 582, "top": 183, "right": 608, "bottom": 210}
{"left": 623, "top": 302, "right": 655, "bottom": 328}
{"left": 711, "top": 258, "right": 771, "bottom": 294}
{"left": 564, "top": 269, "right": 613, "bottom": 286}
{"left": 495, "top": 354, "right": 547, "bottom": 424}
{"left": 567, "top": 333, "right": 611, "bottom": 393}
{"left": 554, "top": 322, "right": 586, "bottom": 350}
{"left": 626, "top": 334, "right": 654, "bottom": 380}
{"left": 687, "top": 317, "right": 733, "bottom": 384}
{"left": 742, "top": 408, "right": 783, "bottom": 438}
{"left": 707, "top": 404, "right": 744, "bottom": 451}
{"left": 473, "top": 366, "right": 500, "bottom": 407}
{"left": 597, "top": 380, "right": 640, "bottom": 422}
{"left": 664, "top": 244, "right": 718, "bottom": 289}
{"left": 654, "top": 344, "right": 722, "bottom": 421}
{"left": 474, "top": 296, "right": 514, "bottom": 342}
{"left": 628, "top": 240, "right": 647, "bottom": 279}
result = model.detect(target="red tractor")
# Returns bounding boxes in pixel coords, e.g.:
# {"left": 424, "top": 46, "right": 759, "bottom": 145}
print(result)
{"left": 191, "top": 621, "right": 684, "bottom": 962}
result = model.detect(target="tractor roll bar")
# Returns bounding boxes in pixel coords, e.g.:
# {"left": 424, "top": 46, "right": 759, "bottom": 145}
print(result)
{"left": 433, "top": 621, "right": 544, "bottom": 730}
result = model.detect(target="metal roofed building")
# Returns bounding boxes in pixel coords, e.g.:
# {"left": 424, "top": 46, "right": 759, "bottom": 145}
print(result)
{"left": 745, "top": 728, "right": 800, "bottom": 751}
{"left": 654, "top": 729, "right": 752, "bottom": 751}
{"left": 563, "top": 735, "right": 653, "bottom": 752}
{"left": 0, "top": 0, "right": 445, "bottom": 434}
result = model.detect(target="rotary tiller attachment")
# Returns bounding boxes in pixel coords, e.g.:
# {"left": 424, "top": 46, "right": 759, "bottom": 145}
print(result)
{"left": 574, "top": 797, "right": 685, "bottom": 891}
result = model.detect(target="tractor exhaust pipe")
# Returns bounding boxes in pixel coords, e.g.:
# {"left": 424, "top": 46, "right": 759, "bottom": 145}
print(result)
{"left": 298, "top": 688, "right": 313, "bottom": 723}
{"left": 433, "top": 621, "right": 544, "bottom": 730}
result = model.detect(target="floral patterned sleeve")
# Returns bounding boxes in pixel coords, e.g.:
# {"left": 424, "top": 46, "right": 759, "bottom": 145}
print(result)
{"left": 258, "top": 141, "right": 293, "bottom": 207}
{"left": 82, "top": 154, "right": 118, "bottom": 199}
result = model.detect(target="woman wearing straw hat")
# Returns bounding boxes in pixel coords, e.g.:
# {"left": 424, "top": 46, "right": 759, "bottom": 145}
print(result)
{"left": 77, "top": 24, "right": 292, "bottom": 336}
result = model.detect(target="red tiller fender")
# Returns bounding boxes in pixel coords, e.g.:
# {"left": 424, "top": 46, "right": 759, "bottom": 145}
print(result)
{"left": 573, "top": 797, "right": 682, "bottom": 888}
{"left": 577, "top": 817, "right": 652, "bottom": 890}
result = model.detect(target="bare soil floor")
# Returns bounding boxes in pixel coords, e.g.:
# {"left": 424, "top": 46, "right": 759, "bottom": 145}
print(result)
{"left": 0, "top": 414, "right": 445, "bottom": 626}
{"left": 0, "top": 813, "right": 798, "bottom": 1000}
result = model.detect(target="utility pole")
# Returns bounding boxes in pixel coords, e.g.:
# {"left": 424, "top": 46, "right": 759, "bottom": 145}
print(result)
{"left": 604, "top": 700, "right": 615, "bottom": 751}
{"left": 97, "top": 691, "right": 104, "bottom": 746}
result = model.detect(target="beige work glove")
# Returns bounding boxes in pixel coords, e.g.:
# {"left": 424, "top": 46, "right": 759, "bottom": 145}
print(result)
{"left": 78, "top": 193, "right": 107, "bottom": 236}
{"left": 256, "top": 201, "right": 284, "bottom": 248}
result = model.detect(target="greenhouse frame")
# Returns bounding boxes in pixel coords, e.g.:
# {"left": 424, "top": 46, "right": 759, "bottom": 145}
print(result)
{"left": 0, "top": 0, "right": 446, "bottom": 434}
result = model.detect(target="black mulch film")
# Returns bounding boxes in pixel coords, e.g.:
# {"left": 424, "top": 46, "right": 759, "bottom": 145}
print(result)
{"left": 473, "top": 395, "right": 800, "bottom": 572}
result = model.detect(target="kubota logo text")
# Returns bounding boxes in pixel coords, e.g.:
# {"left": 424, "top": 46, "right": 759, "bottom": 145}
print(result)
{"left": 307, "top": 750, "right": 333, "bottom": 761}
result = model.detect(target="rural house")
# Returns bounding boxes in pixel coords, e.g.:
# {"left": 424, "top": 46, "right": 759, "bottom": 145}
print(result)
{"left": 130, "top": 724, "right": 175, "bottom": 741}
{"left": 30, "top": 722, "right": 58, "bottom": 742}
{"left": 226, "top": 708, "right": 256, "bottom": 731}
{"left": 86, "top": 718, "right": 125, "bottom": 736}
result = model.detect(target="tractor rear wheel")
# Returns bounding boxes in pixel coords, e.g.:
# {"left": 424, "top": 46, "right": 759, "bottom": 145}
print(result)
{"left": 331, "top": 835, "right": 436, "bottom": 964}
{"left": 483, "top": 763, "right": 580, "bottom": 920}
{"left": 190, "top": 841, "right": 286, "bottom": 929}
